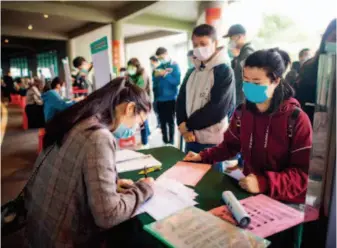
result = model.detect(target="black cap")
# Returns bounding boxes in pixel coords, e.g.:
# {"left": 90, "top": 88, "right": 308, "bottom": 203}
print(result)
{"left": 223, "top": 24, "right": 246, "bottom": 38}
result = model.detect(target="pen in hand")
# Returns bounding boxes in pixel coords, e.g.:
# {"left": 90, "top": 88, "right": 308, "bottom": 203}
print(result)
{"left": 144, "top": 165, "right": 148, "bottom": 178}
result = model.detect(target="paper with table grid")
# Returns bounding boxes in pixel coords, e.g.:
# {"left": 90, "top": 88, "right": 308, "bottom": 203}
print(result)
{"left": 210, "top": 194, "right": 304, "bottom": 238}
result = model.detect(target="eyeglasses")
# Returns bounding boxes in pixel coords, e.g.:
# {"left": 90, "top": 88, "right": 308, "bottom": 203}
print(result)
{"left": 139, "top": 115, "right": 146, "bottom": 130}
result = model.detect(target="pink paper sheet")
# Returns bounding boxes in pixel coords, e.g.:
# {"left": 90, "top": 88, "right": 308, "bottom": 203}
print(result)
{"left": 210, "top": 194, "right": 304, "bottom": 238}
{"left": 157, "top": 161, "right": 211, "bottom": 187}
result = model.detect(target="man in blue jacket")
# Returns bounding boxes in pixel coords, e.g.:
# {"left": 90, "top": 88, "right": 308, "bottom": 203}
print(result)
{"left": 153, "top": 47, "right": 181, "bottom": 144}
{"left": 42, "top": 77, "right": 83, "bottom": 122}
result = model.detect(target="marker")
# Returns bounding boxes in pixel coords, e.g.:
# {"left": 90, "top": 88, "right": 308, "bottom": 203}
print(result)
{"left": 144, "top": 165, "right": 148, "bottom": 178}
{"left": 139, "top": 166, "right": 162, "bottom": 175}
{"left": 222, "top": 191, "right": 251, "bottom": 228}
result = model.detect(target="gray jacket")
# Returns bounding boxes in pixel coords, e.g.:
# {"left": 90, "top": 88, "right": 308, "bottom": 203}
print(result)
{"left": 232, "top": 42, "right": 254, "bottom": 105}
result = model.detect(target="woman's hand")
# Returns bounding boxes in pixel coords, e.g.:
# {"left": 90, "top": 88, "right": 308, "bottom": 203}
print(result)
{"left": 239, "top": 174, "right": 261, "bottom": 194}
{"left": 183, "top": 132, "right": 196, "bottom": 143}
{"left": 117, "top": 179, "right": 134, "bottom": 192}
{"left": 138, "top": 177, "right": 154, "bottom": 186}
{"left": 183, "top": 151, "right": 202, "bottom": 162}
{"left": 73, "top": 96, "right": 85, "bottom": 102}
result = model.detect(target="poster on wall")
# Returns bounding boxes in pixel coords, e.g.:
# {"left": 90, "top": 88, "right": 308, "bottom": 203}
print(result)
{"left": 90, "top": 36, "right": 111, "bottom": 90}
{"left": 62, "top": 57, "right": 73, "bottom": 99}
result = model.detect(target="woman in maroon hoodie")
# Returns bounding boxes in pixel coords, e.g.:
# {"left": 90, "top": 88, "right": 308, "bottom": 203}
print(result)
{"left": 184, "top": 48, "right": 312, "bottom": 203}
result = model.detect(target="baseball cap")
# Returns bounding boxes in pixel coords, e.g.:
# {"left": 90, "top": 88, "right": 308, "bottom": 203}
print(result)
{"left": 223, "top": 24, "right": 246, "bottom": 38}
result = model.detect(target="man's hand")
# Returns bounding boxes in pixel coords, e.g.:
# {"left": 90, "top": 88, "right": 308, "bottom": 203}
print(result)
{"left": 178, "top": 122, "right": 188, "bottom": 134}
{"left": 155, "top": 69, "right": 166, "bottom": 77}
{"left": 73, "top": 96, "right": 85, "bottom": 102}
{"left": 183, "top": 131, "right": 196, "bottom": 143}
{"left": 239, "top": 174, "right": 262, "bottom": 194}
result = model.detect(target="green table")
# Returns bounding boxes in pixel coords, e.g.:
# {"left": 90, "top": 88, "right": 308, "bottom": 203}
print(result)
{"left": 106, "top": 147, "right": 302, "bottom": 248}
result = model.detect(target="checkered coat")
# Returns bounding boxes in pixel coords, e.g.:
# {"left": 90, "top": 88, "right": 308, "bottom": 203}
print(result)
{"left": 24, "top": 118, "right": 153, "bottom": 247}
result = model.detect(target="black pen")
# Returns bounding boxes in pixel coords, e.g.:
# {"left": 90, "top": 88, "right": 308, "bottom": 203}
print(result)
{"left": 144, "top": 165, "right": 148, "bottom": 178}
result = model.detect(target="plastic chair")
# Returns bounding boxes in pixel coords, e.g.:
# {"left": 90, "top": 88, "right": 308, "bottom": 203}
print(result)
{"left": 10, "top": 94, "right": 21, "bottom": 105}
{"left": 20, "top": 96, "right": 26, "bottom": 109}
{"left": 22, "top": 111, "right": 28, "bottom": 130}
{"left": 38, "top": 128, "right": 46, "bottom": 153}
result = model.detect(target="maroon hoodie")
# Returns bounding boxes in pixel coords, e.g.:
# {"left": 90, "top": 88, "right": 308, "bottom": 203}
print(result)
{"left": 200, "top": 97, "right": 312, "bottom": 203}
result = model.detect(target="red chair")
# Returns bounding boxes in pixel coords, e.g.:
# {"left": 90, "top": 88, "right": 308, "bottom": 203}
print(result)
{"left": 72, "top": 87, "right": 88, "bottom": 95}
{"left": 10, "top": 94, "right": 21, "bottom": 105}
{"left": 118, "top": 135, "right": 136, "bottom": 149}
{"left": 20, "top": 96, "right": 26, "bottom": 109}
{"left": 38, "top": 128, "right": 46, "bottom": 153}
{"left": 22, "top": 111, "right": 28, "bottom": 130}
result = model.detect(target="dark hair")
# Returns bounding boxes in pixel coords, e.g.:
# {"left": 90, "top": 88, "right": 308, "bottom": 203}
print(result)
{"left": 73, "top": 56, "right": 86, "bottom": 68}
{"left": 187, "top": 50, "right": 194, "bottom": 57}
{"left": 14, "top": 77, "right": 22, "bottom": 84}
{"left": 149, "top": 56, "right": 158, "bottom": 62}
{"left": 192, "top": 24, "right": 217, "bottom": 41}
{"left": 299, "top": 48, "right": 310, "bottom": 58}
{"left": 120, "top": 67, "right": 126, "bottom": 72}
{"left": 127, "top": 58, "right": 144, "bottom": 77}
{"left": 155, "top": 47, "right": 167, "bottom": 56}
{"left": 51, "top": 77, "right": 62, "bottom": 89}
{"left": 43, "top": 77, "right": 151, "bottom": 149}
{"left": 244, "top": 48, "right": 294, "bottom": 113}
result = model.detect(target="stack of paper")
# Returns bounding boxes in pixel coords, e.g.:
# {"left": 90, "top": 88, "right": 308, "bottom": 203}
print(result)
{"left": 135, "top": 178, "right": 198, "bottom": 220}
{"left": 144, "top": 207, "right": 271, "bottom": 248}
{"left": 115, "top": 150, "right": 162, "bottom": 173}
{"left": 210, "top": 194, "right": 304, "bottom": 238}
{"left": 157, "top": 161, "right": 211, "bottom": 186}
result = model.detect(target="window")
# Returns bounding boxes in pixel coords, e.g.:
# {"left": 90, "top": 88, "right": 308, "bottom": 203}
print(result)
{"left": 37, "top": 50, "right": 59, "bottom": 79}
{"left": 10, "top": 57, "right": 29, "bottom": 78}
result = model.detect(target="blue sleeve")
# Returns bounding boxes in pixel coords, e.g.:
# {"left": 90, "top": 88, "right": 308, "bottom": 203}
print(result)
{"left": 186, "top": 64, "right": 236, "bottom": 130}
{"left": 163, "top": 63, "right": 181, "bottom": 86}
{"left": 51, "top": 91, "right": 75, "bottom": 112}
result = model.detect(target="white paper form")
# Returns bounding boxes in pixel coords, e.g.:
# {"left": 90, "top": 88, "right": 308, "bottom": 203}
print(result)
{"left": 116, "top": 155, "right": 162, "bottom": 173}
{"left": 115, "top": 149, "right": 146, "bottom": 163}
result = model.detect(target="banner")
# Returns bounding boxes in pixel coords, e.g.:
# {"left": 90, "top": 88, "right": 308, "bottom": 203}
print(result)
{"left": 62, "top": 57, "right": 73, "bottom": 99}
{"left": 90, "top": 36, "right": 111, "bottom": 90}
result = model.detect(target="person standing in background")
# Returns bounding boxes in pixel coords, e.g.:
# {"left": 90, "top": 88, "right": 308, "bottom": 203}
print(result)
{"left": 224, "top": 24, "right": 254, "bottom": 106}
{"left": 25, "top": 78, "right": 45, "bottom": 128}
{"left": 149, "top": 56, "right": 161, "bottom": 129}
{"left": 153, "top": 47, "right": 181, "bottom": 145}
{"left": 176, "top": 24, "right": 235, "bottom": 157}
{"left": 295, "top": 19, "right": 336, "bottom": 125}
{"left": 73, "top": 56, "right": 93, "bottom": 95}
{"left": 127, "top": 58, "right": 151, "bottom": 148}
{"left": 2, "top": 71, "right": 14, "bottom": 102}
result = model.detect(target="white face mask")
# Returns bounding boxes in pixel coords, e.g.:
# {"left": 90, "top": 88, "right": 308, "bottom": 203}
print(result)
{"left": 193, "top": 45, "right": 215, "bottom": 62}
{"left": 228, "top": 40, "right": 237, "bottom": 50}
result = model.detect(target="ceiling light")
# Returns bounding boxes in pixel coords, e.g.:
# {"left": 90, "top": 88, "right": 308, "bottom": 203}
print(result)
{"left": 44, "top": 14, "right": 49, "bottom": 19}
{"left": 4, "top": 39, "right": 9, "bottom": 43}
{"left": 28, "top": 25, "right": 33, "bottom": 30}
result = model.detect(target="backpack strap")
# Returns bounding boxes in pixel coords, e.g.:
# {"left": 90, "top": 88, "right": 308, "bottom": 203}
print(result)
{"left": 287, "top": 107, "right": 301, "bottom": 142}
{"left": 235, "top": 104, "right": 244, "bottom": 135}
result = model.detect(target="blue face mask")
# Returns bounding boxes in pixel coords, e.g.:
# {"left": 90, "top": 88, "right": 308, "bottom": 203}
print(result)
{"left": 113, "top": 123, "right": 137, "bottom": 139}
{"left": 242, "top": 81, "right": 269, "bottom": 104}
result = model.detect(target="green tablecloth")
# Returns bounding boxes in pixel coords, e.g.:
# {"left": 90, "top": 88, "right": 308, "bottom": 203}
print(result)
{"left": 106, "top": 146, "right": 302, "bottom": 248}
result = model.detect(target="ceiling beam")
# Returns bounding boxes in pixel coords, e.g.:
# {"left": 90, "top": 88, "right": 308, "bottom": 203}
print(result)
{"left": 68, "top": 23, "right": 108, "bottom": 39}
{"left": 1, "top": 2, "right": 114, "bottom": 23}
{"left": 126, "top": 14, "right": 194, "bottom": 32}
{"left": 115, "top": 1, "right": 158, "bottom": 21}
{"left": 1, "top": 25, "right": 68, "bottom": 40}
{"left": 125, "top": 30, "right": 180, "bottom": 44}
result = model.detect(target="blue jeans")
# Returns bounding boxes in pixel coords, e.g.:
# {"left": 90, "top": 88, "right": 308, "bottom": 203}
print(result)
{"left": 185, "top": 142, "right": 223, "bottom": 172}
{"left": 141, "top": 120, "right": 150, "bottom": 145}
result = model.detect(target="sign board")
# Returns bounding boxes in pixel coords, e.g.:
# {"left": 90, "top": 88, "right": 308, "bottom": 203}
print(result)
{"left": 90, "top": 36, "right": 111, "bottom": 90}
{"left": 62, "top": 57, "right": 73, "bottom": 99}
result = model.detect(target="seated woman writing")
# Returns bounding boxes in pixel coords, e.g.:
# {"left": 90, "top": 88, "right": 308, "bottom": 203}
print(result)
{"left": 184, "top": 48, "right": 312, "bottom": 204}
{"left": 25, "top": 78, "right": 154, "bottom": 247}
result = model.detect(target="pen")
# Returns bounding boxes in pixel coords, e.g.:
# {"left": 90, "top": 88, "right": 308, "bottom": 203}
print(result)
{"left": 144, "top": 165, "right": 148, "bottom": 178}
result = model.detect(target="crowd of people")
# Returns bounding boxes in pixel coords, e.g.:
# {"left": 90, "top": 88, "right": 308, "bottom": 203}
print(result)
{"left": 1, "top": 19, "right": 335, "bottom": 247}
